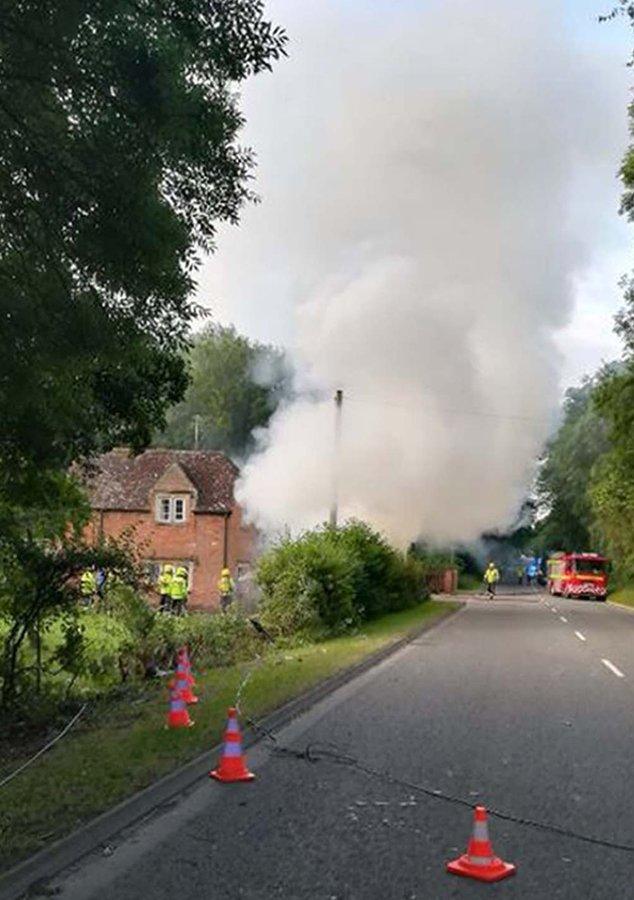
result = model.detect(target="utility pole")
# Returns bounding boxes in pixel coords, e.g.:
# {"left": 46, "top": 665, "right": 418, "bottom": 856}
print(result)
{"left": 329, "top": 389, "right": 343, "bottom": 528}
{"left": 193, "top": 414, "right": 201, "bottom": 450}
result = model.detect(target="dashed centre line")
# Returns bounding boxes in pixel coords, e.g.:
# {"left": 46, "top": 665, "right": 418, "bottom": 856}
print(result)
{"left": 601, "top": 658, "right": 625, "bottom": 679}
{"left": 574, "top": 631, "right": 586, "bottom": 642}
{"left": 559, "top": 616, "right": 568, "bottom": 623}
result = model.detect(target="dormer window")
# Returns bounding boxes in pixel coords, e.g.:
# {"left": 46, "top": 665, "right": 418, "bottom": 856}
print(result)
{"left": 156, "top": 494, "right": 188, "bottom": 524}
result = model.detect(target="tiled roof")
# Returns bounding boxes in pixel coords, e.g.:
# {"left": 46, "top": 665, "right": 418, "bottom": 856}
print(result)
{"left": 83, "top": 449, "right": 239, "bottom": 513}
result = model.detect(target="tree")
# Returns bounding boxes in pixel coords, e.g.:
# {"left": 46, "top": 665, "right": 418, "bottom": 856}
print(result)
{"left": 0, "top": 473, "right": 141, "bottom": 709}
{"left": 0, "top": 1, "right": 286, "bottom": 477}
{"left": 590, "top": 363, "right": 634, "bottom": 577}
{"left": 535, "top": 373, "right": 611, "bottom": 552}
{"left": 157, "top": 323, "right": 290, "bottom": 458}
{"left": 0, "top": 3, "right": 286, "bottom": 710}
{"left": 584, "top": 3, "right": 634, "bottom": 576}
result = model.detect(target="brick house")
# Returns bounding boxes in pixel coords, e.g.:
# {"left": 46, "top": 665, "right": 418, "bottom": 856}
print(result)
{"left": 83, "top": 448, "right": 257, "bottom": 610}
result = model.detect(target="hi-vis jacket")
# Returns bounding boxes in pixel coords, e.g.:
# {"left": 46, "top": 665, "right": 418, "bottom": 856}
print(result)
{"left": 158, "top": 569, "right": 172, "bottom": 595}
{"left": 80, "top": 570, "right": 97, "bottom": 596}
{"left": 484, "top": 566, "right": 500, "bottom": 584}
{"left": 170, "top": 573, "right": 188, "bottom": 601}
{"left": 218, "top": 573, "right": 235, "bottom": 596}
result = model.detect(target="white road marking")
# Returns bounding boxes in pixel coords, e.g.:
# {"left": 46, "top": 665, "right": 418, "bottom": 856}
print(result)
{"left": 601, "top": 658, "right": 625, "bottom": 679}
{"left": 560, "top": 616, "right": 568, "bottom": 623}
{"left": 574, "top": 631, "right": 586, "bottom": 642}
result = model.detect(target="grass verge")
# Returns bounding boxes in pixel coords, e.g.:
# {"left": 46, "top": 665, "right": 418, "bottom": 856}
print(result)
{"left": 0, "top": 599, "right": 457, "bottom": 872}
{"left": 609, "top": 585, "right": 634, "bottom": 610}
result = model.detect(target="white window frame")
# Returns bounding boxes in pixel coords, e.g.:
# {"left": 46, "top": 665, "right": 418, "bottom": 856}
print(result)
{"left": 173, "top": 497, "right": 185, "bottom": 523}
{"left": 155, "top": 494, "right": 188, "bottom": 524}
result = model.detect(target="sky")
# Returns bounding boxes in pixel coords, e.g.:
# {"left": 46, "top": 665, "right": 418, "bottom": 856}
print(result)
{"left": 198, "top": 0, "right": 632, "bottom": 394}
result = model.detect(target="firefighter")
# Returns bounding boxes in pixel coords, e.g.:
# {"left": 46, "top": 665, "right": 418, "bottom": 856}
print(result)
{"left": 218, "top": 567, "right": 235, "bottom": 612}
{"left": 170, "top": 566, "right": 189, "bottom": 616}
{"left": 483, "top": 562, "right": 500, "bottom": 599}
{"left": 80, "top": 568, "right": 97, "bottom": 606}
{"left": 157, "top": 564, "right": 173, "bottom": 613}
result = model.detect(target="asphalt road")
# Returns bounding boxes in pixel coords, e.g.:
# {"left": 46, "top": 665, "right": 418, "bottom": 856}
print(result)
{"left": 50, "top": 592, "right": 634, "bottom": 899}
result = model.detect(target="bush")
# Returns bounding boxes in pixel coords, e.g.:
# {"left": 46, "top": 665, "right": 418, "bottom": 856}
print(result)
{"left": 327, "top": 521, "right": 411, "bottom": 618}
{"left": 0, "top": 588, "right": 261, "bottom": 716}
{"left": 257, "top": 532, "right": 359, "bottom": 638}
{"left": 102, "top": 585, "right": 259, "bottom": 675}
{"left": 256, "top": 521, "right": 429, "bottom": 638}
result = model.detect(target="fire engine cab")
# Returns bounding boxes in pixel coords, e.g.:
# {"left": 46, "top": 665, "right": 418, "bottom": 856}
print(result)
{"left": 547, "top": 552, "right": 608, "bottom": 600}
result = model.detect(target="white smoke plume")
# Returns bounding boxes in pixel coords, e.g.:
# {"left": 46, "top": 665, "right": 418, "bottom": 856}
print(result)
{"left": 211, "top": 0, "right": 627, "bottom": 546}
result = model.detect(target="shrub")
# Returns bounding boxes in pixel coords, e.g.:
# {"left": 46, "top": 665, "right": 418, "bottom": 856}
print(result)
{"left": 256, "top": 521, "right": 429, "bottom": 638}
{"left": 326, "top": 521, "right": 410, "bottom": 618}
{"left": 257, "top": 532, "right": 359, "bottom": 638}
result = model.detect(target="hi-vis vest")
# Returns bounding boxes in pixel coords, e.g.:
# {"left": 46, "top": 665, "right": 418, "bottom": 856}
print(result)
{"left": 218, "top": 574, "right": 234, "bottom": 596}
{"left": 81, "top": 570, "right": 96, "bottom": 595}
{"left": 158, "top": 570, "right": 172, "bottom": 594}
{"left": 484, "top": 567, "right": 499, "bottom": 584}
{"left": 170, "top": 573, "right": 188, "bottom": 601}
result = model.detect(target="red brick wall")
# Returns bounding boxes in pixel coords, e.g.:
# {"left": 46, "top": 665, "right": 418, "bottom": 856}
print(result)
{"left": 87, "top": 504, "right": 256, "bottom": 611}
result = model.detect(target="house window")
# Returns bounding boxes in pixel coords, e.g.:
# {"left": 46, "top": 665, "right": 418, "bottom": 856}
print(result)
{"left": 158, "top": 498, "right": 171, "bottom": 523}
{"left": 155, "top": 495, "right": 188, "bottom": 524}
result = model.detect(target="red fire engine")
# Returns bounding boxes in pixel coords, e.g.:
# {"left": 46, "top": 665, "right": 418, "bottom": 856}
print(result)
{"left": 547, "top": 552, "right": 608, "bottom": 600}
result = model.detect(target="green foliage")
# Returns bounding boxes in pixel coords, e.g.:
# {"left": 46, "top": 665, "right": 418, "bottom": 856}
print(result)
{"left": 331, "top": 521, "right": 411, "bottom": 619}
{"left": 535, "top": 373, "right": 611, "bottom": 552}
{"left": 157, "top": 323, "right": 289, "bottom": 457}
{"left": 81, "top": 585, "right": 257, "bottom": 681}
{"left": 1, "top": 592, "right": 259, "bottom": 715}
{"left": 0, "top": 3, "right": 285, "bottom": 708}
{"left": 588, "top": 363, "right": 634, "bottom": 579}
{"left": 0, "top": 521, "right": 141, "bottom": 708}
{"left": 256, "top": 522, "right": 429, "bottom": 639}
{"left": 257, "top": 531, "right": 359, "bottom": 638}
{"left": 0, "top": 1, "right": 286, "bottom": 476}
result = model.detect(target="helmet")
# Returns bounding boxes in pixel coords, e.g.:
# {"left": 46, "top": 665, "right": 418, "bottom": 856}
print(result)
{"left": 176, "top": 566, "right": 188, "bottom": 577}
{"left": 163, "top": 564, "right": 173, "bottom": 574}
{"left": 221, "top": 568, "right": 230, "bottom": 576}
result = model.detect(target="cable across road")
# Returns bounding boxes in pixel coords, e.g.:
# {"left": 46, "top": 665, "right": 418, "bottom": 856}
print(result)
{"left": 246, "top": 717, "right": 634, "bottom": 855}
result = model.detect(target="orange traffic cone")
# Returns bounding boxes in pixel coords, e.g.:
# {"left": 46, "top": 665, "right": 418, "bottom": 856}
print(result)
{"left": 178, "top": 646, "right": 195, "bottom": 681}
{"left": 209, "top": 707, "right": 255, "bottom": 783}
{"left": 446, "top": 806, "right": 516, "bottom": 883}
{"left": 166, "top": 686, "right": 194, "bottom": 729}
{"left": 171, "top": 670, "right": 199, "bottom": 705}
{"left": 170, "top": 658, "right": 195, "bottom": 689}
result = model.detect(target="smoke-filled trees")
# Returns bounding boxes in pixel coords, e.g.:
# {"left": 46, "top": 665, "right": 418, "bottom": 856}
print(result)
{"left": 590, "top": 327, "right": 634, "bottom": 577}
{"left": 535, "top": 374, "right": 611, "bottom": 552}
{"left": 157, "top": 324, "right": 289, "bottom": 458}
{"left": 580, "top": 3, "right": 634, "bottom": 577}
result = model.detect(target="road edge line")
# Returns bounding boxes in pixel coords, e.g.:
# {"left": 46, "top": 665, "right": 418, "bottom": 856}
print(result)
{"left": 607, "top": 600, "right": 634, "bottom": 613}
{"left": 0, "top": 600, "right": 464, "bottom": 900}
